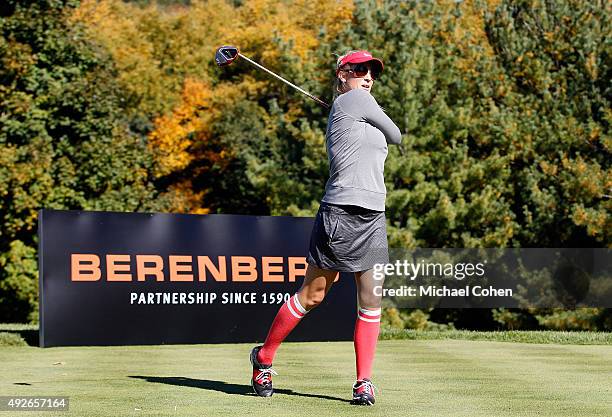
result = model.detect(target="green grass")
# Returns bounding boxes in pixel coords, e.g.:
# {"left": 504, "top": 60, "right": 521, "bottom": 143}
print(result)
{"left": 0, "top": 323, "right": 39, "bottom": 331}
{"left": 0, "top": 323, "right": 39, "bottom": 347}
{"left": 1, "top": 340, "right": 611, "bottom": 417}
{"left": 3, "top": 323, "right": 611, "bottom": 347}
{"left": 379, "top": 328, "right": 612, "bottom": 344}
{"left": 0, "top": 332, "right": 27, "bottom": 347}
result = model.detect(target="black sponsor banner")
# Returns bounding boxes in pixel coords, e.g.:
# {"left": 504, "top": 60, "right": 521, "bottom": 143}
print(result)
{"left": 38, "top": 210, "right": 356, "bottom": 347}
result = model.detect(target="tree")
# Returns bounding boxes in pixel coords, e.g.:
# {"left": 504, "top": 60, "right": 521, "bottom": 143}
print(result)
{"left": 326, "top": 0, "right": 610, "bottom": 329}
{"left": 0, "top": 0, "right": 165, "bottom": 322}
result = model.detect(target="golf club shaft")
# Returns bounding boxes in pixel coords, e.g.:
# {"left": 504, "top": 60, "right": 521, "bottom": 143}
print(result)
{"left": 239, "top": 53, "right": 329, "bottom": 109}
{"left": 235, "top": 51, "right": 404, "bottom": 156}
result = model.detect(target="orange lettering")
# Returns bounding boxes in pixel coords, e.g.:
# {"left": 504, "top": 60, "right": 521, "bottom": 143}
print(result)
{"left": 136, "top": 255, "right": 164, "bottom": 282}
{"left": 288, "top": 257, "right": 308, "bottom": 282}
{"left": 197, "top": 256, "right": 227, "bottom": 282}
{"left": 262, "top": 256, "right": 284, "bottom": 282}
{"left": 169, "top": 255, "right": 194, "bottom": 281}
{"left": 71, "top": 254, "right": 101, "bottom": 281}
{"left": 232, "top": 256, "right": 257, "bottom": 282}
{"left": 107, "top": 254, "right": 132, "bottom": 281}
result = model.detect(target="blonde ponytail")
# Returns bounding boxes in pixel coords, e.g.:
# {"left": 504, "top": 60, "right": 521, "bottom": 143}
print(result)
{"left": 332, "top": 50, "right": 360, "bottom": 100}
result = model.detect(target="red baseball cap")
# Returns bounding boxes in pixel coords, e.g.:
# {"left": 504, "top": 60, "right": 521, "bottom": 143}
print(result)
{"left": 336, "top": 50, "right": 384, "bottom": 75}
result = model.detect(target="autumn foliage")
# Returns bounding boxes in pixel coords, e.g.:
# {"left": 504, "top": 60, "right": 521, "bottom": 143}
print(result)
{"left": 1, "top": 0, "right": 609, "bottom": 324}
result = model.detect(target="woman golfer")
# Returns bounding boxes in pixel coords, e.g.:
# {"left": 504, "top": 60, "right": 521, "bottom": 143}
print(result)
{"left": 250, "top": 50, "right": 402, "bottom": 406}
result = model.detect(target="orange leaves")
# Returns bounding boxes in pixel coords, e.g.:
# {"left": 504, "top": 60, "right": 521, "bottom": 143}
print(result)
{"left": 148, "top": 78, "right": 213, "bottom": 177}
{"left": 162, "top": 180, "right": 211, "bottom": 215}
{"left": 538, "top": 160, "right": 558, "bottom": 176}
{"left": 72, "top": 0, "right": 352, "bottom": 119}
{"left": 147, "top": 75, "right": 258, "bottom": 176}
{"left": 146, "top": 77, "right": 254, "bottom": 213}
{"left": 412, "top": 0, "right": 501, "bottom": 79}
{"left": 572, "top": 205, "right": 610, "bottom": 240}
{"left": 0, "top": 40, "right": 35, "bottom": 82}
{"left": 585, "top": 53, "right": 598, "bottom": 79}
{"left": 177, "top": 78, "right": 213, "bottom": 120}
{"left": 230, "top": 0, "right": 353, "bottom": 60}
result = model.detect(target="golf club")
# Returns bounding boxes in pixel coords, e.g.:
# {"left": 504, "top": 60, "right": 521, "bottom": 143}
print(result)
{"left": 215, "top": 45, "right": 330, "bottom": 109}
{"left": 215, "top": 45, "right": 405, "bottom": 156}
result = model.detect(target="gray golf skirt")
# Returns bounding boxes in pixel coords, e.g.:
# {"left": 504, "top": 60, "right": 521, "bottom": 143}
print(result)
{"left": 306, "top": 202, "right": 389, "bottom": 273}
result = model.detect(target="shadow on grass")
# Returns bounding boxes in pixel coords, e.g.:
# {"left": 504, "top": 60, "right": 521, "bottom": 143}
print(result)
{"left": 129, "top": 376, "right": 350, "bottom": 403}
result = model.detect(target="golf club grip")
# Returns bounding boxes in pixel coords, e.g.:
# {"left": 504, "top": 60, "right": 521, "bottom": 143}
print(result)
{"left": 238, "top": 53, "right": 329, "bottom": 109}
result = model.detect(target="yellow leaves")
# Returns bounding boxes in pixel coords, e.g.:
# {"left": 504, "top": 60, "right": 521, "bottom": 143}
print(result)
{"left": 146, "top": 76, "right": 260, "bottom": 212}
{"left": 1, "top": 40, "right": 35, "bottom": 80}
{"left": 177, "top": 78, "right": 213, "bottom": 120}
{"left": 72, "top": 0, "right": 237, "bottom": 116}
{"left": 416, "top": 0, "right": 501, "bottom": 80}
{"left": 245, "top": 0, "right": 352, "bottom": 45}
{"left": 147, "top": 76, "right": 256, "bottom": 176}
{"left": 571, "top": 205, "right": 610, "bottom": 239}
{"left": 539, "top": 160, "right": 558, "bottom": 176}
{"left": 585, "top": 53, "right": 598, "bottom": 79}
{"left": 161, "top": 180, "right": 210, "bottom": 215}
{"left": 148, "top": 78, "right": 213, "bottom": 177}
{"left": 589, "top": 126, "right": 601, "bottom": 140}
{"left": 71, "top": 0, "right": 173, "bottom": 115}
{"left": 559, "top": 155, "right": 607, "bottom": 206}
{"left": 573, "top": 206, "right": 588, "bottom": 223}
{"left": 72, "top": 0, "right": 352, "bottom": 119}
{"left": 220, "top": 0, "right": 353, "bottom": 69}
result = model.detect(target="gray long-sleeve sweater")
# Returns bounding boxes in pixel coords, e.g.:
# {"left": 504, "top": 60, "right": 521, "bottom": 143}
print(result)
{"left": 321, "top": 88, "right": 402, "bottom": 211}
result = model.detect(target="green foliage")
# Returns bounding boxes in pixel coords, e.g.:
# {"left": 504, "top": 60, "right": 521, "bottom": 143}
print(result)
{"left": 484, "top": 0, "right": 610, "bottom": 245}
{"left": 332, "top": 0, "right": 610, "bottom": 330}
{"left": 381, "top": 307, "right": 455, "bottom": 331}
{"left": 492, "top": 308, "right": 539, "bottom": 330}
{"left": 204, "top": 99, "right": 271, "bottom": 214}
{"left": 328, "top": 0, "right": 610, "bottom": 248}
{"left": 535, "top": 308, "right": 610, "bottom": 331}
{"left": 378, "top": 328, "right": 612, "bottom": 344}
{"left": 492, "top": 308, "right": 611, "bottom": 331}
{"left": 1, "top": 0, "right": 609, "bottom": 324}
{"left": 0, "top": 331, "right": 27, "bottom": 346}
{"left": 0, "top": 0, "right": 167, "bottom": 321}
{"left": 0, "top": 241, "right": 37, "bottom": 323}
{"left": 381, "top": 306, "right": 405, "bottom": 329}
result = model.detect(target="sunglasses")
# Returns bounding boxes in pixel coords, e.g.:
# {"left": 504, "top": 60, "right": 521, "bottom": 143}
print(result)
{"left": 345, "top": 63, "right": 380, "bottom": 80}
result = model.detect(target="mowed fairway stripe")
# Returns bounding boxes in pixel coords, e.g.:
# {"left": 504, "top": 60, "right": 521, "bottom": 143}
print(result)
{"left": 0, "top": 340, "right": 610, "bottom": 417}
{"left": 419, "top": 340, "right": 612, "bottom": 416}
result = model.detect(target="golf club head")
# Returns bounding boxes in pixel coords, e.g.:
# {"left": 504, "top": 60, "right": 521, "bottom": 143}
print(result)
{"left": 215, "top": 46, "right": 239, "bottom": 67}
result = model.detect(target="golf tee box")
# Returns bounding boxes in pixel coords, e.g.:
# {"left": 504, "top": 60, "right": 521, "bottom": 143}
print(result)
{"left": 37, "top": 209, "right": 355, "bottom": 347}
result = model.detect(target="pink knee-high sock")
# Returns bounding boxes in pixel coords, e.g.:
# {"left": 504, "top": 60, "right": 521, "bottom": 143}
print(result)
{"left": 354, "top": 307, "right": 381, "bottom": 381}
{"left": 257, "top": 293, "right": 307, "bottom": 364}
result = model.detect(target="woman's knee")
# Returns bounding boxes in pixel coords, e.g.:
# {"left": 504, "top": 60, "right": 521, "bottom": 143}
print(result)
{"left": 298, "top": 287, "right": 327, "bottom": 310}
{"left": 298, "top": 265, "right": 337, "bottom": 310}
{"left": 357, "top": 291, "right": 382, "bottom": 309}
{"left": 355, "top": 270, "right": 383, "bottom": 309}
